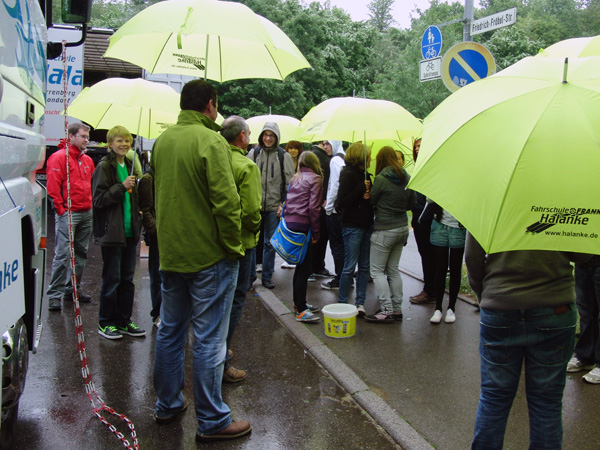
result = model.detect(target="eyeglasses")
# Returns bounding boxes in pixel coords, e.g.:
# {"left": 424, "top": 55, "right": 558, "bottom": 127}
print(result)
{"left": 75, "top": 135, "right": 90, "bottom": 141}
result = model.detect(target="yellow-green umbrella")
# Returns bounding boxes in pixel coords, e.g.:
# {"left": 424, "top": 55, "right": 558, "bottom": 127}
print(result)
{"left": 367, "top": 139, "right": 415, "bottom": 178}
{"left": 103, "top": 0, "right": 310, "bottom": 81}
{"left": 538, "top": 35, "right": 600, "bottom": 58}
{"left": 246, "top": 114, "right": 300, "bottom": 144}
{"left": 408, "top": 56, "right": 600, "bottom": 254}
{"left": 66, "top": 78, "right": 180, "bottom": 139}
{"left": 298, "top": 97, "right": 423, "bottom": 143}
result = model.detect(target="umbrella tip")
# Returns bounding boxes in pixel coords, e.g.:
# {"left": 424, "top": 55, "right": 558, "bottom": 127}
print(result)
{"left": 562, "top": 57, "right": 568, "bottom": 84}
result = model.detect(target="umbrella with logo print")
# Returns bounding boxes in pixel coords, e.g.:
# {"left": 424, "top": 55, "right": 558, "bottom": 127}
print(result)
{"left": 408, "top": 55, "right": 600, "bottom": 254}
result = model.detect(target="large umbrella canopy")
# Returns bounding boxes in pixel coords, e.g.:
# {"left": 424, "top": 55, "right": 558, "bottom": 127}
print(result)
{"left": 297, "top": 97, "right": 423, "bottom": 143}
{"left": 539, "top": 35, "right": 600, "bottom": 58}
{"left": 103, "top": 0, "right": 310, "bottom": 82}
{"left": 246, "top": 114, "right": 300, "bottom": 144}
{"left": 66, "top": 78, "right": 180, "bottom": 139}
{"left": 408, "top": 56, "right": 600, "bottom": 254}
{"left": 367, "top": 139, "right": 415, "bottom": 177}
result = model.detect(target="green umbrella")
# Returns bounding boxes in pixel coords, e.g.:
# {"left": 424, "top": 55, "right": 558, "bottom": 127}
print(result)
{"left": 298, "top": 97, "right": 422, "bottom": 143}
{"left": 66, "top": 78, "right": 180, "bottom": 139}
{"left": 246, "top": 114, "right": 300, "bottom": 144}
{"left": 366, "top": 139, "right": 415, "bottom": 178}
{"left": 538, "top": 35, "right": 600, "bottom": 58}
{"left": 408, "top": 56, "right": 600, "bottom": 254}
{"left": 103, "top": 0, "right": 310, "bottom": 81}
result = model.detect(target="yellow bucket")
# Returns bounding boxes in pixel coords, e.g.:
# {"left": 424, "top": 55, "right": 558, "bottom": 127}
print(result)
{"left": 322, "top": 304, "right": 358, "bottom": 338}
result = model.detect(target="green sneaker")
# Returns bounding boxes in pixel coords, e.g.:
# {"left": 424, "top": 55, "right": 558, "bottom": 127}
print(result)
{"left": 117, "top": 322, "right": 146, "bottom": 337}
{"left": 98, "top": 324, "right": 123, "bottom": 340}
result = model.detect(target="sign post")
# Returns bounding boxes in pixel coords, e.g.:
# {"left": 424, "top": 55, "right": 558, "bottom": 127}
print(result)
{"left": 420, "top": 57, "right": 442, "bottom": 82}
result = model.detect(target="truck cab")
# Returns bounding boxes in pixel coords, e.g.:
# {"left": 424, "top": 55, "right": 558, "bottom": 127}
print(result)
{"left": 0, "top": 1, "right": 91, "bottom": 448}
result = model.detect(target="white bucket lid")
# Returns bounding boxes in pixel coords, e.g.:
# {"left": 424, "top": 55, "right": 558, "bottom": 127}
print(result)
{"left": 321, "top": 303, "right": 358, "bottom": 318}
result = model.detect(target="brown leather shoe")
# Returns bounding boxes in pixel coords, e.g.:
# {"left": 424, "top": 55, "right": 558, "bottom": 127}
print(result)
{"left": 223, "top": 366, "right": 246, "bottom": 383}
{"left": 410, "top": 291, "right": 436, "bottom": 304}
{"left": 196, "top": 420, "right": 252, "bottom": 442}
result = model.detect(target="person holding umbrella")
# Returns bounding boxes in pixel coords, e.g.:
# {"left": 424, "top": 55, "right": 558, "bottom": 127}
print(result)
{"left": 91, "top": 125, "right": 144, "bottom": 340}
{"left": 466, "top": 232, "right": 591, "bottom": 449}
{"left": 335, "top": 142, "right": 374, "bottom": 316}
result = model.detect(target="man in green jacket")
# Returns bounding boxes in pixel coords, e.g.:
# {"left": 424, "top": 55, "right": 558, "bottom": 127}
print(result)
{"left": 220, "top": 115, "right": 262, "bottom": 383}
{"left": 150, "top": 80, "right": 251, "bottom": 443}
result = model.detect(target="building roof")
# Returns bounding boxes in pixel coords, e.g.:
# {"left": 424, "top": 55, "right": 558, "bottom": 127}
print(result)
{"left": 84, "top": 27, "right": 142, "bottom": 75}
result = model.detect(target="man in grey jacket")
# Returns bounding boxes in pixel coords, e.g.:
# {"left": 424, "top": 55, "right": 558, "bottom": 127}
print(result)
{"left": 247, "top": 122, "right": 295, "bottom": 289}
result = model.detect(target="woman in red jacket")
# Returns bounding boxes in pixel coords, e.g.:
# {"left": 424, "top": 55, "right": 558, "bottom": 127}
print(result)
{"left": 284, "top": 152, "right": 323, "bottom": 322}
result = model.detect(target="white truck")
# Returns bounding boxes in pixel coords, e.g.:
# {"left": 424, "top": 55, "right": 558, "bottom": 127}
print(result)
{"left": 0, "top": 1, "right": 91, "bottom": 448}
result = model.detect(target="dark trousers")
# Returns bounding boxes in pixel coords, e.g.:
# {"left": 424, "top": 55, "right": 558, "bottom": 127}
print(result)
{"left": 412, "top": 218, "right": 435, "bottom": 296}
{"left": 326, "top": 213, "right": 344, "bottom": 282}
{"left": 99, "top": 238, "right": 137, "bottom": 328}
{"left": 433, "top": 245, "right": 464, "bottom": 312}
{"left": 574, "top": 265, "right": 600, "bottom": 366}
{"left": 226, "top": 249, "right": 253, "bottom": 369}
{"left": 311, "top": 208, "right": 329, "bottom": 273}
{"left": 147, "top": 233, "right": 162, "bottom": 320}
{"left": 293, "top": 242, "right": 314, "bottom": 313}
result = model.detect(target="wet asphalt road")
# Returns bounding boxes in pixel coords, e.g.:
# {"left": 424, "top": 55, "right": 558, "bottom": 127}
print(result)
{"left": 12, "top": 210, "right": 600, "bottom": 449}
{"left": 12, "top": 213, "right": 399, "bottom": 450}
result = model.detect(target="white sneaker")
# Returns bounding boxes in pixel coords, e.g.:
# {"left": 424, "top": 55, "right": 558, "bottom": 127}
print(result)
{"left": 445, "top": 309, "right": 456, "bottom": 324}
{"left": 582, "top": 367, "right": 600, "bottom": 384}
{"left": 430, "top": 310, "right": 442, "bottom": 324}
{"left": 567, "top": 356, "right": 595, "bottom": 373}
{"left": 256, "top": 264, "right": 262, "bottom": 273}
{"left": 357, "top": 305, "right": 366, "bottom": 317}
{"left": 281, "top": 262, "right": 296, "bottom": 269}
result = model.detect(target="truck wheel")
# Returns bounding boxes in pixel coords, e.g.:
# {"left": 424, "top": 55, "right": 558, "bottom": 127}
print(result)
{"left": 0, "top": 402, "right": 19, "bottom": 450}
{"left": 1, "top": 319, "right": 28, "bottom": 450}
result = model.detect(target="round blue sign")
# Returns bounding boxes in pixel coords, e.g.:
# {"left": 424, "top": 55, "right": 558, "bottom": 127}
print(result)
{"left": 421, "top": 26, "right": 442, "bottom": 60}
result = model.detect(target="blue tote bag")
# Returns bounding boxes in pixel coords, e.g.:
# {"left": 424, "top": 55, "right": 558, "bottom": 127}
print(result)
{"left": 270, "top": 213, "right": 311, "bottom": 265}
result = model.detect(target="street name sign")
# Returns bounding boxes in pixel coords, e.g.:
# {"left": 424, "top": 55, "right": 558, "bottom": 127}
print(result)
{"left": 421, "top": 26, "right": 442, "bottom": 60}
{"left": 419, "top": 57, "right": 442, "bottom": 82}
{"left": 441, "top": 42, "right": 496, "bottom": 92}
{"left": 470, "top": 7, "right": 517, "bottom": 36}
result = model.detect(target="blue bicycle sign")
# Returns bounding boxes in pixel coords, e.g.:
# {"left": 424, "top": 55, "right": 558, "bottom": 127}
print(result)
{"left": 421, "top": 26, "right": 442, "bottom": 60}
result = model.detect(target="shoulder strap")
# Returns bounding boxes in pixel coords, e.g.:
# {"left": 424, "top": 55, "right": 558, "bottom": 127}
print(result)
{"left": 252, "top": 146, "right": 262, "bottom": 162}
{"left": 278, "top": 148, "right": 286, "bottom": 202}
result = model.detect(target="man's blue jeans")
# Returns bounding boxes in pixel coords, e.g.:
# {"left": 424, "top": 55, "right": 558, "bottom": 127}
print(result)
{"left": 47, "top": 210, "right": 93, "bottom": 299}
{"left": 154, "top": 258, "right": 239, "bottom": 435}
{"left": 472, "top": 305, "right": 576, "bottom": 450}
{"left": 261, "top": 211, "right": 279, "bottom": 282}
{"left": 573, "top": 265, "right": 600, "bottom": 366}
{"left": 338, "top": 226, "right": 372, "bottom": 306}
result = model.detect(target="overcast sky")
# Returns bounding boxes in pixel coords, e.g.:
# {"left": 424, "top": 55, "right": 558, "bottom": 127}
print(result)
{"left": 313, "top": 0, "right": 481, "bottom": 30}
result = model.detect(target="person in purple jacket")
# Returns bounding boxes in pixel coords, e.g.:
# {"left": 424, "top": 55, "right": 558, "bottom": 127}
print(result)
{"left": 284, "top": 152, "right": 323, "bottom": 322}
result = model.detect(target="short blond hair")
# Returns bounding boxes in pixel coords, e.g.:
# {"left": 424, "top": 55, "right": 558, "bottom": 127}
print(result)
{"left": 107, "top": 125, "right": 133, "bottom": 144}
{"left": 345, "top": 142, "right": 371, "bottom": 168}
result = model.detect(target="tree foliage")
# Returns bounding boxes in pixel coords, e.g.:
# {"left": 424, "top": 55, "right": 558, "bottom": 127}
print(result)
{"left": 86, "top": 0, "right": 598, "bottom": 120}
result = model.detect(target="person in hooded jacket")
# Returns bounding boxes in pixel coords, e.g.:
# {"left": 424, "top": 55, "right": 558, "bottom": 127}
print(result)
{"left": 46, "top": 122, "right": 94, "bottom": 311}
{"left": 365, "top": 146, "right": 415, "bottom": 323}
{"left": 247, "top": 122, "right": 295, "bottom": 289}
{"left": 92, "top": 125, "right": 144, "bottom": 340}
{"left": 335, "top": 142, "right": 374, "bottom": 316}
